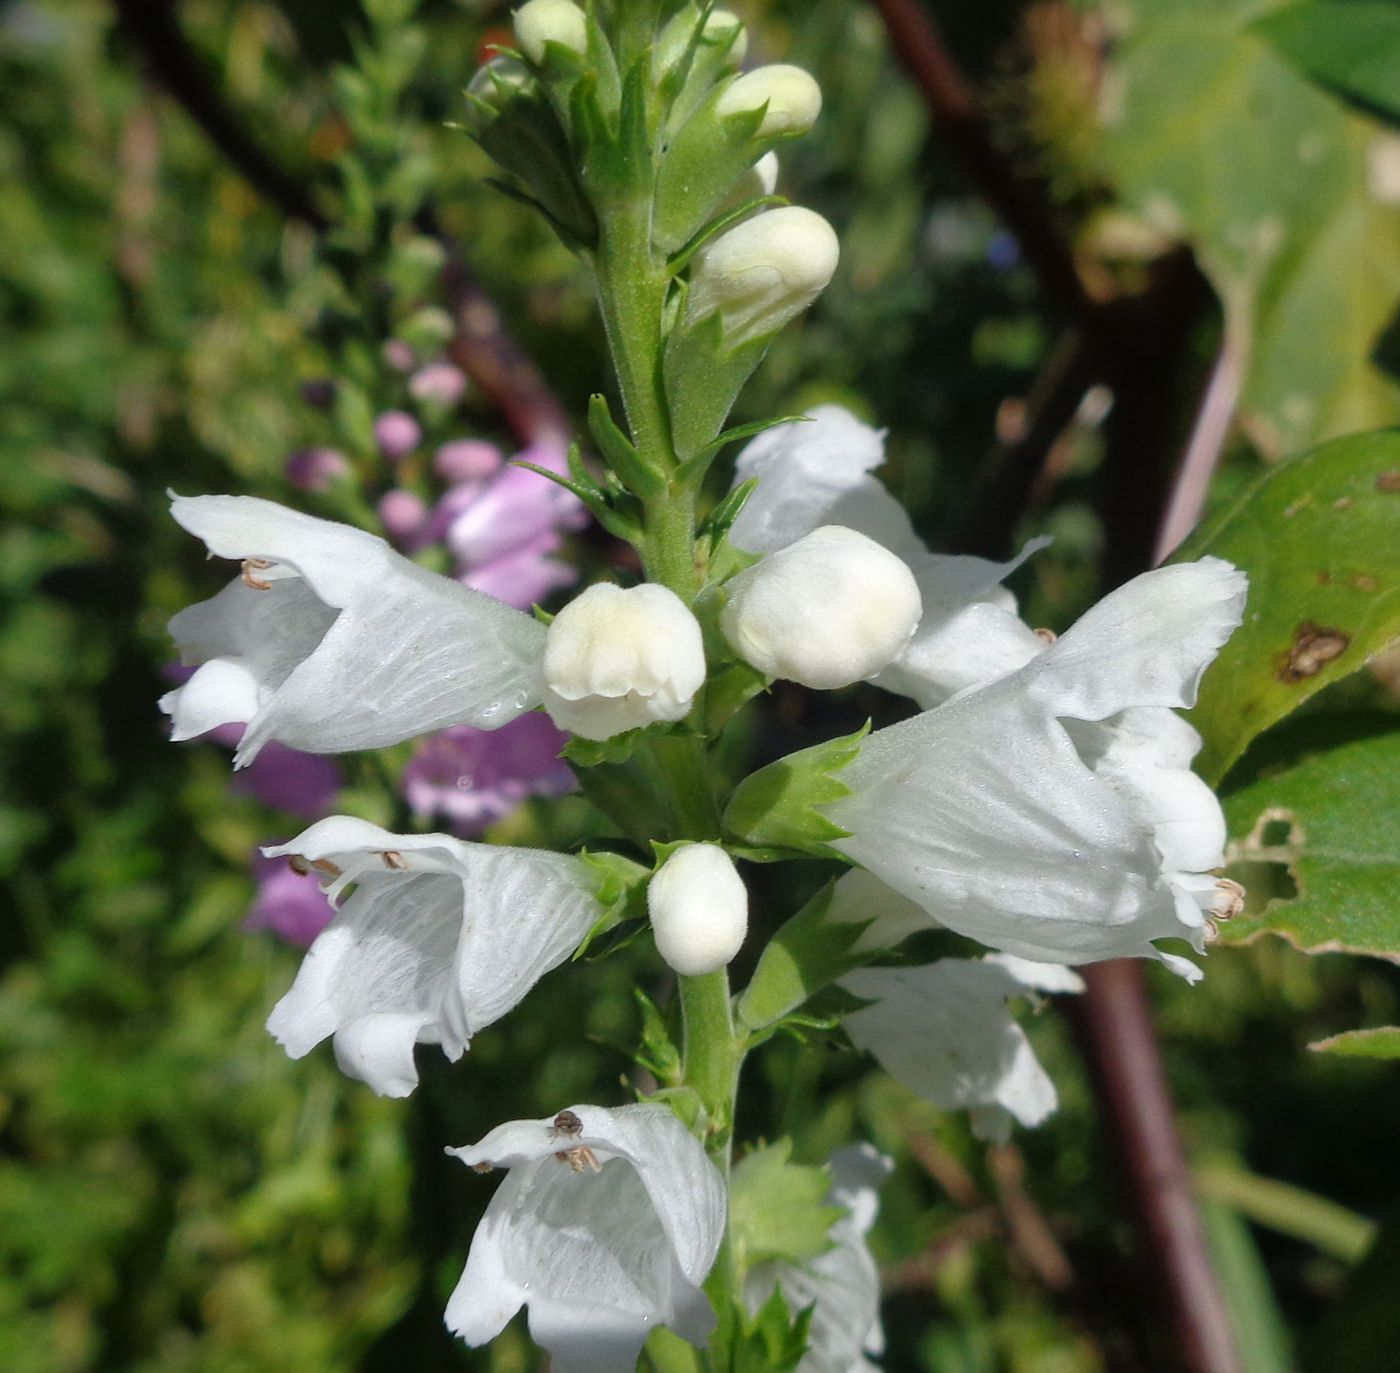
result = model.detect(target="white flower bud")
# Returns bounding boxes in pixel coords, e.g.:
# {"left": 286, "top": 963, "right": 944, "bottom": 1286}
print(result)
{"left": 541, "top": 583, "right": 706, "bottom": 740}
{"left": 648, "top": 844, "right": 748, "bottom": 976}
{"left": 720, "top": 525, "right": 922, "bottom": 689}
{"left": 655, "top": 7, "right": 747, "bottom": 73}
{"left": 466, "top": 55, "right": 532, "bottom": 108}
{"left": 513, "top": 0, "right": 587, "bottom": 64}
{"left": 685, "top": 206, "right": 839, "bottom": 344}
{"left": 706, "top": 9, "right": 747, "bottom": 64}
{"left": 716, "top": 63, "right": 822, "bottom": 137}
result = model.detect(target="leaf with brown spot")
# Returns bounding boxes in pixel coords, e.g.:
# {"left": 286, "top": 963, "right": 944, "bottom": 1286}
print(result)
{"left": 1177, "top": 430, "right": 1400, "bottom": 783}
{"left": 1218, "top": 730, "right": 1400, "bottom": 961}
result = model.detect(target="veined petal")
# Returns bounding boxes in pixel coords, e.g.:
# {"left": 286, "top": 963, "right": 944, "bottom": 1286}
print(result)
{"left": 263, "top": 819, "right": 599, "bottom": 1096}
{"left": 729, "top": 407, "right": 922, "bottom": 558}
{"left": 1026, "top": 558, "right": 1247, "bottom": 722}
{"left": 446, "top": 1104, "right": 725, "bottom": 1369}
{"left": 841, "top": 961, "right": 1068, "bottom": 1139}
{"left": 164, "top": 494, "right": 545, "bottom": 764}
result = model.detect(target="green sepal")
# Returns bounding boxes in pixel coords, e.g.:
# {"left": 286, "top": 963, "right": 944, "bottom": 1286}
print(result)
{"left": 666, "top": 194, "right": 788, "bottom": 279}
{"left": 711, "top": 1286, "right": 815, "bottom": 1373}
{"left": 587, "top": 393, "right": 666, "bottom": 498}
{"left": 730, "top": 1139, "right": 842, "bottom": 1270}
{"left": 641, "top": 1083, "right": 706, "bottom": 1128}
{"left": 691, "top": 413, "right": 808, "bottom": 471}
{"left": 736, "top": 882, "right": 873, "bottom": 1038}
{"left": 633, "top": 992, "right": 686, "bottom": 1088}
{"left": 700, "top": 477, "right": 758, "bottom": 547}
{"left": 653, "top": 85, "right": 770, "bottom": 253}
{"left": 573, "top": 849, "right": 651, "bottom": 959}
{"left": 511, "top": 458, "right": 643, "bottom": 542}
{"left": 663, "top": 301, "right": 771, "bottom": 463}
{"left": 474, "top": 90, "right": 597, "bottom": 248}
{"left": 563, "top": 727, "right": 649, "bottom": 769}
{"left": 723, "top": 723, "right": 871, "bottom": 857}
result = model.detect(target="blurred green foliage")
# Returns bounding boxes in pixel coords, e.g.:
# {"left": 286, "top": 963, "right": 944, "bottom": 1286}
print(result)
{"left": 4, "top": 0, "right": 1400, "bottom": 1370}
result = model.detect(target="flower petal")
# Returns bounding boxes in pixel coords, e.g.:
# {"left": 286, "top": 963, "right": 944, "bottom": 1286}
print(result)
{"left": 1026, "top": 558, "right": 1247, "bottom": 722}
{"left": 165, "top": 494, "right": 545, "bottom": 764}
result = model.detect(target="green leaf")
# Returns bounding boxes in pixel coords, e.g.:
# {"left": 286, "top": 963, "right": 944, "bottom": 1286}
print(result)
{"left": 722, "top": 724, "right": 870, "bottom": 858}
{"left": 1199, "top": 1203, "right": 1294, "bottom": 1373}
{"left": 711, "top": 1286, "right": 815, "bottom": 1373}
{"left": 1257, "top": 1, "right": 1400, "bottom": 126}
{"left": 1178, "top": 430, "right": 1400, "bottom": 783}
{"left": 586, "top": 393, "right": 664, "bottom": 498}
{"left": 736, "top": 883, "right": 872, "bottom": 1038}
{"left": 1218, "top": 728, "right": 1400, "bottom": 960}
{"left": 1099, "top": 0, "right": 1400, "bottom": 455}
{"left": 1310, "top": 1026, "right": 1400, "bottom": 1059}
{"left": 573, "top": 850, "right": 651, "bottom": 959}
{"left": 729, "top": 1140, "right": 841, "bottom": 1270}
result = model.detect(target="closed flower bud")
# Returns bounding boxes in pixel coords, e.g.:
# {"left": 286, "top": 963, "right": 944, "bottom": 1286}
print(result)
{"left": 716, "top": 63, "right": 822, "bottom": 137}
{"left": 513, "top": 0, "right": 587, "bottom": 64}
{"left": 540, "top": 583, "right": 706, "bottom": 740}
{"left": 648, "top": 844, "right": 748, "bottom": 976}
{"left": 685, "top": 206, "right": 839, "bottom": 345}
{"left": 721, "top": 525, "right": 922, "bottom": 689}
{"left": 374, "top": 410, "right": 421, "bottom": 461}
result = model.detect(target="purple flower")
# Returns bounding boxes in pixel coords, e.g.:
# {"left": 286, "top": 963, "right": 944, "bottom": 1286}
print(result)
{"left": 375, "top": 410, "right": 422, "bottom": 461}
{"left": 382, "top": 339, "right": 416, "bottom": 373}
{"left": 246, "top": 849, "right": 337, "bottom": 947}
{"left": 403, "top": 713, "right": 575, "bottom": 835}
{"left": 444, "top": 445, "right": 588, "bottom": 570}
{"left": 409, "top": 362, "right": 469, "bottom": 408}
{"left": 378, "top": 488, "right": 429, "bottom": 544}
{"left": 435, "top": 439, "right": 504, "bottom": 483}
{"left": 463, "top": 533, "right": 577, "bottom": 610}
{"left": 285, "top": 446, "right": 350, "bottom": 491}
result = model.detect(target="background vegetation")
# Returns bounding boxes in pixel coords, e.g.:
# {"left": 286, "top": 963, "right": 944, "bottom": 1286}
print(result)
{"left": 4, "top": 0, "right": 1400, "bottom": 1369}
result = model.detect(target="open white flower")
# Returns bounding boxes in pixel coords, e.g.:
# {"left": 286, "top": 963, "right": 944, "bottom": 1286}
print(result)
{"left": 264, "top": 817, "right": 600, "bottom": 1097}
{"left": 842, "top": 957, "right": 1083, "bottom": 1142}
{"left": 540, "top": 582, "right": 706, "bottom": 740}
{"left": 162, "top": 495, "right": 544, "bottom": 765}
{"left": 727, "top": 407, "right": 1049, "bottom": 705}
{"left": 445, "top": 1103, "right": 726, "bottom": 1373}
{"left": 745, "top": 1144, "right": 893, "bottom": 1373}
{"left": 823, "top": 558, "right": 1248, "bottom": 976}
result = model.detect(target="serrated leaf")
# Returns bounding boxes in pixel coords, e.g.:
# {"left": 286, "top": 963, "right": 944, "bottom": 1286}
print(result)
{"left": 1177, "top": 430, "right": 1400, "bottom": 784}
{"left": 1310, "top": 1027, "right": 1400, "bottom": 1059}
{"left": 573, "top": 849, "right": 650, "bottom": 959}
{"left": 729, "top": 1140, "right": 842, "bottom": 1270}
{"left": 1218, "top": 729, "right": 1400, "bottom": 960}
{"left": 723, "top": 724, "right": 870, "bottom": 857}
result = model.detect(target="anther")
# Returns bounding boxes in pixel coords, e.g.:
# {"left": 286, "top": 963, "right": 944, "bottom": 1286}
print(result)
{"left": 380, "top": 850, "right": 408, "bottom": 871}
{"left": 1212, "top": 877, "right": 1245, "bottom": 920}
{"left": 241, "top": 558, "right": 273, "bottom": 590}
{"left": 1033, "top": 628, "right": 1057, "bottom": 645}
{"left": 288, "top": 854, "right": 312, "bottom": 875}
{"left": 555, "top": 1145, "right": 601, "bottom": 1173}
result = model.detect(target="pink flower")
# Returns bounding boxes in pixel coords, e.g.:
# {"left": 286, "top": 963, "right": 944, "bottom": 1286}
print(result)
{"left": 463, "top": 532, "right": 577, "bottom": 609}
{"left": 374, "top": 410, "right": 422, "bottom": 460}
{"left": 444, "top": 445, "right": 588, "bottom": 570}
{"left": 410, "top": 362, "right": 469, "bottom": 408}
{"left": 285, "top": 446, "right": 350, "bottom": 491}
{"left": 435, "top": 439, "right": 504, "bottom": 483}
{"left": 378, "top": 488, "right": 429, "bottom": 544}
{"left": 245, "top": 850, "right": 336, "bottom": 947}
{"left": 402, "top": 713, "right": 575, "bottom": 835}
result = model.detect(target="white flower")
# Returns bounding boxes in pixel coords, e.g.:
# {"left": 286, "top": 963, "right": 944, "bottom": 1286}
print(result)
{"left": 540, "top": 582, "right": 706, "bottom": 740}
{"left": 822, "top": 559, "right": 1248, "bottom": 976}
{"left": 513, "top": 0, "right": 587, "bottom": 64}
{"left": 841, "top": 957, "right": 1083, "bottom": 1142}
{"left": 161, "top": 495, "right": 544, "bottom": 765}
{"left": 825, "top": 868, "right": 936, "bottom": 954}
{"left": 648, "top": 843, "right": 748, "bottom": 976}
{"left": 720, "top": 525, "right": 922, "bottom": 689}
{"left": 686, "top": 207, "right": 840, "bottom": 346}
{"left": 745, "top": 1145, "right": 893, "bottom": 1373}
{"left": 716, "top": 64, "right": 823, "bottom": 137}
{"left": 727, "top": 407, "right": 1049, "bottom": 705}
{"left": 445, "top": 1103, "right": 726, "bottom": 1372}
{"left": 264, "top": 817, "right": 600, "bottom": 1097}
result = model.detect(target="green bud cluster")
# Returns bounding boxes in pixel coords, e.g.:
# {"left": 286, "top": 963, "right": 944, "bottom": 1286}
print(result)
{"left": 463, "top": 1, "right": 839, "bottom": 564}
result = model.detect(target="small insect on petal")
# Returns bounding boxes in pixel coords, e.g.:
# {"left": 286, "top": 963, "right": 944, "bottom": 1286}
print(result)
{"left": 550, "top": 1109, "right": 583, "bottom": 1139}
{"left": 241, "top": 557, "right": 274, "bottom": 590}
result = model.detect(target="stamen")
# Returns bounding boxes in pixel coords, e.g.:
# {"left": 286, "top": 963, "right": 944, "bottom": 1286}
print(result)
{"left": 1212, "top": 877, "right": 1245, "bottom": 920}
{"left": 241, "top": 557, "right": 274, "bottom": 591}
{"left": 1033, "top": 627, "right": 1057, "bottom": 645}
{"left": 555, "top": 1145, "right": 601, "bottom": 1173}
{"left": 288, "top": 854, "right": 312, "bottom": 875}
{"left": 311, "top": 857, "right": 343, "bottom": 877}
{"left": 470, "top": 1161, "right": 494, "bottom": 1174}
{"left": 380, "top": 850, "right": 409, "bottom": 871}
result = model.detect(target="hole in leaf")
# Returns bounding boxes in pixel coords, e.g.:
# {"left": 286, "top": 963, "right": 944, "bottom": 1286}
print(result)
{"left": 1224, "top": 860, "right": 1300, "bottom": 915}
